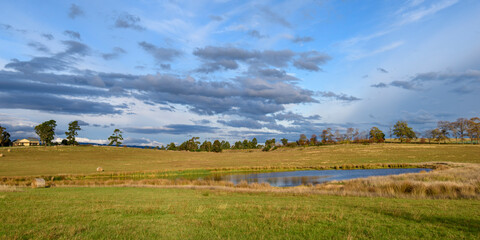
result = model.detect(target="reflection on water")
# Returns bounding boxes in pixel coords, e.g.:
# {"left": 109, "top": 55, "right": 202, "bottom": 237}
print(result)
{"left": 209, "top": 168, "right": 431, "bottom": 187}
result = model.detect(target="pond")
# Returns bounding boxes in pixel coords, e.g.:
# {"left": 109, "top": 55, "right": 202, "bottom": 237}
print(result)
{"left": 206, "top": 168, "right": 431, "bottom": 187}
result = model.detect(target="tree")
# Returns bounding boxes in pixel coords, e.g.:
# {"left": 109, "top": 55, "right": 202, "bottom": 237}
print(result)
{"left": 345, "top": 128, "right": 354, "bottom": 142}
{"left": 298, "top": 134, "right": 308, "bottom": 146}
{"left": 455, "top": 118, "right": 469, "bottom": 144}
{"left": 250, "top": 138, "right": 258, "bottom": 149}
{"left": 437, "top": 121, "right": 450, "bottom": 143}
{"left": 369, "top": 127, "right": 385, "bottom": 143}
{"left": 212, "top": 140, "right": 222, "bottom": 152}
{"left": 35, "top": 120, "right": 57, "bottom": 146}
{"left": 320, "top": 128, "right": 333, "bottom": 143}
{"left": 0, "top": 125, "right": 11, "bottom": 147}
{"left": 65, "top": 120, "right": 81, "bottom": 145}
{"left": 467, "top": 117, "right": 480, "bottom": 144}
{"left": 167, "top": 142, "right": 177, "bottom": 150}
{"left": 108, "top": 129, "right": 123, "bottom": 146}
{"left": 310, "top": 134, "right": 317, "bottom": 145}
{"left": 200, "top": 140, "right": 212, "bottom": 152}
{"left": 280, "top": 138, "right": 288, "bottom": 146}
{"left": 178, "top": 137, "right": 200, "bottom": 151}
{"left": 392, "top": 121, "right": 416, "bottom": 143}
{"left": 334, "top": 130, "right": 344, "bottom": 143}
{"left": 221, "top": 141, "right": 231, "bottom": 149}
{"left": 430, "top": 128, "right": 445, "bottom": 144}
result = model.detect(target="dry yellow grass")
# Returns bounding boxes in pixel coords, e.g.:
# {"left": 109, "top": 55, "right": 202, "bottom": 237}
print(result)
{"left": 1, "top": 144, "right": 480, "bottom": 176}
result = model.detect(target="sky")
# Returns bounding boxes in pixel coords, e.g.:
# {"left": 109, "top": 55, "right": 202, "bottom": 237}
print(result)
{"left": 0, "top": 0, "right": 479, "bottom": 146}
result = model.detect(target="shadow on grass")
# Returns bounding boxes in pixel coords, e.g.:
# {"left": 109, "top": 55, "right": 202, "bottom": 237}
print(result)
{"left": 362, "top": 206, "right": 480, "bottom": 235}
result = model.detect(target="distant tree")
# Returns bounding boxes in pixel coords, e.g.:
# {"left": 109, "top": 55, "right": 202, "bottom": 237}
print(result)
{"left": 212, "top": 140, "right": 222, "bottom": 152}
{"left": 35, "top": 120, "right": 57, "bottom": 146}
{"left": 423, "top": 130, "right": 434, "bottom": 144}
{"left": 242, "top": 139, "right": 249, "bottom": 149}
{"left": 430, "top": 128, "right": 445, "bottom": 144}
{"left": 334, "top": 130, "right": 344, "bottom": 143}
{"left": 65, "top": 120, "right": 81, "bottom": 145}
{"left": 280, "top": 138, "right": 288, "bottom": 146}
{"left": 437, "top": 121, "right": 450, "bottom": 143}
{"left": 392, "top": 121, "right": 416, "bottom": 143}
{"left": 455, "top": 118, "right": 469, "bottom": 144}
{"left": 320, "top": 128, "right": 333, "bottom": 143}
{"left": 298, "top": 134, "right": 308, "bottom": 146}
{"left": 369, "top": 127, "right": 385, "bottom": 143}
{"left": 221, "top": 141, "right": 231, "bottom": 149}
{"left": 310, "top": 134, "right": 317, "bottom": 145}
{"left": 108, "top": 129, "right": 124, "bottom": 147}
{"left": 200, "top": 140, "right": 212, "bottom": 152}
{"left": 345, "top": 128, "right": 354, "bottom": 142}
{"left": 233, "top": 141, "right": 242, "bottom": 149}
{"left": 167, "top": 142, "right": 176, "bottom": 150}
{"left": 0, "top": 125, "right": 11, "bottom": 147}
{"left": 467, "top": 117, "right": 480, "bottom": 144}
{"left": 179, "top": 137, "right": 200, "bottom": 151}
{"left": 448, "top": 121, "right": 459, "bottom": 143}
{"left": 250, "top": 138, "right": 258, "bottom": 149}
{"left": 352, "top": 129, "right": 360, "bottom": 141}
{"left": 61, "top": 139, "right": 68, "bottom": 145}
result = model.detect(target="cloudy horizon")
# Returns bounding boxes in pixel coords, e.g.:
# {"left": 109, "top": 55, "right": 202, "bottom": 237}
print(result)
{"left": 1, "top": 0, "right": 479, "bottom": 146}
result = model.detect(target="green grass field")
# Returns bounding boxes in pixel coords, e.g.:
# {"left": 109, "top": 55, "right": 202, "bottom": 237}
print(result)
{"left": 1, "top": 144, "right": 479, "bottom": 239}
{"left": 1, "top": 187, "right": 479, "bottom": 239}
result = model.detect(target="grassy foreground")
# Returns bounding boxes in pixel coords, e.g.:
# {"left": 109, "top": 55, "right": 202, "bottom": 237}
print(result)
{"left": 1, "top": 144, "right": 480, "bottom": 176}
{"left": 1, "top": 187, "right": 479, "bottom": 239}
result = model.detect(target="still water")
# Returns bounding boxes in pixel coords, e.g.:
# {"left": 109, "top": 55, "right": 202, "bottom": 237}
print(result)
{"left": 213, "top": 168, "right": 431, "bottom": 187}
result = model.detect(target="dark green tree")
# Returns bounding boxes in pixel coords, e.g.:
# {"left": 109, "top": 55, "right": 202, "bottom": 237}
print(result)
{"left": 393, "top": 121, "right": 416, "bottom": 143}
{"left": 221, "top": 141, "right": 231, "bottom": 149}
{"left": 280, "top": 138, "right": 288, "bottom": 146}
{"left": 108, "top": 129, "right": 124, "bottom": 146}
{"left": 167, "top": 142, "right": 177, "bottom": 150}
{"left": 200, "top": 140, "right": 212, "bottom": 152}
{"left": 369, "top": 127, "right": 385, "bottom": 143}
{"left": 34, "top": 120, "right": 57, "bottom": 146}
{"left": 65, "top": 120, "right": 81, "bottom": 145}
{"left": 0, "top": 125, "right": 11, "bottom": 146}
{"left": 250, "top": 138, "right": 258, "bottom": 149}
{"left": 212, "top": 140, "right": 222, "bottom": 152}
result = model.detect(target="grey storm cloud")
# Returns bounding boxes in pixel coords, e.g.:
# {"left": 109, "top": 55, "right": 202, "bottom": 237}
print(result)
{"left": 68, "top": 4, "right": 84, "bottom": 19}
{"left": 248, "top": 30, "right": 267, "bottom": 39}
{"left": 371, "top": 83, "right": 388, "bottom": 88}
{"left": 138, "top": 41, "right": 182, "bottom": 63}
{"left": 411, "top": 70, "right": 480, "bottom": 83}
{"left": 41, "top": 33, "right": 54, "bottom": 40}
{"left": 388, "top": 70, "right": 480, "bottom": 93}
{"left": 114, "top": 13, "right": 145, "bottom": 31}
{"left": 74, "top": 120, "right": 90, "bottom": 126}
{"left": 5, "top": 57, "right": 69, "bottom": 73}
{"left": 63, "top": 30, "right": 81, "bottom": 40}
{"left": 5, "top": 41, "right": 90, "bottom": 73}
{"left": 249, "top": 67, "right": 299, "bottom": 82}
{"left": 390, "top": 80, "right": 418, "bottom": 90}
{"left": 217, "top": 119, "right": 265, "bottom": 129}
{"left": 292, "top": 36, "right": 314, "bottom": 43}
{"left": 293, "top": 51, "right": 331, "bottom": 71}
{"left": 377, "top": 68, "right": 388, "bottom": 73}
{"left": 318, "top": 91, "right": 361, "bottom": 102}
{"left": 259, "top": 6, "right": 292, "bottom": 28}
{"left": 125, "top": 124, "right": 219, "bottom": 135}
{"left": 102, "top": 47, "right": 127, "bottom": 60}
{"left": 194, "top": 46, "right": 329, "bottom": 73}
{"left": 28, "top": 42, "right": 50, "bottom": 53}
{"left": 0, "top": 92, "right": 123, "bottom": 115}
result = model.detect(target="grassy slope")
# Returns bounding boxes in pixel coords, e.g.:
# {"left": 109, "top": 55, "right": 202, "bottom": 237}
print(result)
{"left": 1, "top": 187, "right": 479, "bottom": 239}
{"left": 1, "top": 144, "right": 480, "bottom": 176}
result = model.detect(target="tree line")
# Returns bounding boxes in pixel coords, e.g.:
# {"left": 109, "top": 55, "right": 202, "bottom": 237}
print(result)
{"left": 0, "top": 117, "right": 479, "bottom": 149}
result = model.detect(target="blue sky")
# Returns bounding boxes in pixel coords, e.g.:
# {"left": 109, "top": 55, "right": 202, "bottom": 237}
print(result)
{"left": 0, "top": 0, "right": 479, "bottom": 146}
